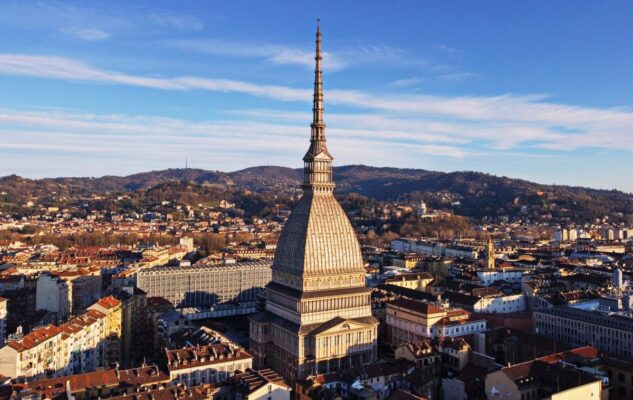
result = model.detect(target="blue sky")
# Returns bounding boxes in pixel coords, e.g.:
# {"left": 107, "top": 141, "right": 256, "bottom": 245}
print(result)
{"left": 1, "top": 1, "right": 633, "bottom": 192}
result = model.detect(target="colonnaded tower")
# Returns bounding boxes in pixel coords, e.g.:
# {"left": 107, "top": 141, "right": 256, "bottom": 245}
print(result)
{"left": 249, "top": 23, "right": 379, "bottom": 383}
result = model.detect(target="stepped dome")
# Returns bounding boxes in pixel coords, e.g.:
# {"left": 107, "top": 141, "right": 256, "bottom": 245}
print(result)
{"left": 271, "top": 24, "right": 365, "bottom": 289}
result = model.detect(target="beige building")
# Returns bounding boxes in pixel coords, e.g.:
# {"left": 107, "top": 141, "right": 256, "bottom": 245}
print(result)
{"left": 249, "top": 25, "right": 378, "bottom": 383}
{"left": 386, "top": 298, "right": 486, "bottom": 346}
{"left": 385, "top": 272, "right": 433, "bottom": 291}
{"left": 0, "top": 297, "right": 123, "bottom": 381}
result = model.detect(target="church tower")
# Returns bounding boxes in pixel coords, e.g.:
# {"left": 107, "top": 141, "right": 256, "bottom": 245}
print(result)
{"left": 249, "top": 23, "right": 378, "bottom": 383}
{"left": 486, "top": 234, "right": 495, "bottom": 270}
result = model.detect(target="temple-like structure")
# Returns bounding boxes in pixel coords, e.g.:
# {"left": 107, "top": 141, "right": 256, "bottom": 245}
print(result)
{"left": 249, "top": 23, "right": 378, "bottom": 383}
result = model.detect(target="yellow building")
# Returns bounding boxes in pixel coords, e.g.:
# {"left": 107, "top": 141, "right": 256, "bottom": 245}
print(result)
{"left": 88, "top": 296, "right": 122, "bottom": 367}
{"left": 385, "top": 272, "right": 434, "bottom": 291}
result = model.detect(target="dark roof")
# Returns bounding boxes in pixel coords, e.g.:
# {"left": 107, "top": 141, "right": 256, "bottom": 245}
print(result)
{"left": 375, "top": 284, "right": 437, "bottom": 302}
{"left": 501, "top": 360, "right": 600, "bottom": 394}
{"left": 443, "top": 291, "right": 481, "bottom": 308}
{"left": 117, "top": 365, "right": 170, "bottom": 387}
{"left": 387, "top": 298, "right": 444, "bottom": 315}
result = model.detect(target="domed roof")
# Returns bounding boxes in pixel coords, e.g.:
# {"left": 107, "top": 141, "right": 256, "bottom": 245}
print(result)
{"left": 271, "top": 23, "right": 365, "bottom": 289}
{"left": 273, "top": 190, "right": 364, "bottom": 278}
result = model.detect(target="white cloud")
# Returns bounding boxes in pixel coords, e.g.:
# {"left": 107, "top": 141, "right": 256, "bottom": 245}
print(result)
{"left": 1, "top": 53, "right": 633, "bottom": 156}
{"left": 61, "top": 27, "right": 110, "bottom": 41}
{"left": 162, "top": 39, "right": 413, "bottom": 72}
{"left": 0, "top": 107, "right": 472, "bottom": 180}
{"left": 163, "top": 39, "right": 346, "bottom": 71}
{"left": 149, "top": 13, "right": 204, "bottom": 31}
{"left": 391, "top": 76, "right": 425, "bottom": 87}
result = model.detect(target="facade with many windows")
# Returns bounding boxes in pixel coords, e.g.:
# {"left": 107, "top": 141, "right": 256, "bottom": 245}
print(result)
{"left": 534, "top": 306, "right": 633, "bottom": 357}
{"left": 166, "top": 343, "right": 252, "bottom": 387}
{"left": 137, "top": 260, "right": 271, "bottom": 309}
{"left": 385, "top": 297, "right": 487, "bottom": 346}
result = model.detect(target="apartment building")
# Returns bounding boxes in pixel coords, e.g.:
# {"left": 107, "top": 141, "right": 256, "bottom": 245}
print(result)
{"left": 385, "top": 298, "right": 487, "bottom": 346}
{"left": 87, "top": 296, "right": 123, "bottom": 367}
{"left": 137, "top": 260, "right": 271, "bottom": 310}
{"left": 0, "top": 324, "right": 66, "bottom": 380}
{"left": 0, "top": 297, "right": 123, "bottom": 381}
{"left": 534, "top": 305, "right": 633, "bottom": 357}
{"left": 165, "top": 343, "right": 253, "bottom": 387}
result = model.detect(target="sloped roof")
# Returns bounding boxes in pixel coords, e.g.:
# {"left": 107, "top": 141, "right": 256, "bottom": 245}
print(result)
{"left": 273, "top": 190, "right": 365, "bottom": 281}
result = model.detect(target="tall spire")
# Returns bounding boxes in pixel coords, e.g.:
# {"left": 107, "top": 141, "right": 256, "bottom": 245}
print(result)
{"left": 313, "top": 19, "right": 324, "bottom": 132}
{"left": 303, "top": 20, "right": 334, "bottom": 192}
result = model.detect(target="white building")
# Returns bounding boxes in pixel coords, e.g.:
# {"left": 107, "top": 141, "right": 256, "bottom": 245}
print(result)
{"left": 0, "top": 324, "right": 66, "bottom": 381}
{"left": 36, "top": 273, "right": 70, "bottom": 318}
{"left": 473, "top": 294, "right": 526, "bottom": 314}
{"left": 476, "top": 268, "right": 526, "bottom": 286}
{"left": 166, "top": 343, "right": 253, "bottom": 387}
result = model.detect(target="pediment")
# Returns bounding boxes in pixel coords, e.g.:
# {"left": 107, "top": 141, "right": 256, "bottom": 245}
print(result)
{"left": 311, "top": 317, "right": 374, "bottom": 336}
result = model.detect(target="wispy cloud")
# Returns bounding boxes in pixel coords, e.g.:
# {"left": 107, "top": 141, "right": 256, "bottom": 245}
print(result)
{"left": 2, "top": 53, "right": 633, "bottom": 157}
{"left": 437, "top": 72, "right": 481, "bottom": 82}
{"left": 163, "top": 39, "right": 417, "bottom": 72}
{"left": 391, "top": 76, "right": 425, "bottom": 88}
{"left": 434, "top": 44, "right": 463, "bottom": 60}
{"left": 0, "top": 107, "right": 472, "bottom": 178}
{"left": 163, "top": 39, "right": 321, "bottom": 68}
{"left": 149, "top": 12, "right": 204, "bottom": 31}
{"left": 0, "top": 54, "right": 309, "bottom": 97}
{"left": 61, "top": 27, "right": 110, "bottom": 41}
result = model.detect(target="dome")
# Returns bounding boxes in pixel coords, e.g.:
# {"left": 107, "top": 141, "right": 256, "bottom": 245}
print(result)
{"left": 273, "top": 190, "right": 364, "bottom": 279}
{"left": 270, "top": 23, "right": 366, "bottom": 292}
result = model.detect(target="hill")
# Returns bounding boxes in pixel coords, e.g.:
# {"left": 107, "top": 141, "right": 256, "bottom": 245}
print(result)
{"left": 1, "top": 165, "right": 632, "bottom": 223}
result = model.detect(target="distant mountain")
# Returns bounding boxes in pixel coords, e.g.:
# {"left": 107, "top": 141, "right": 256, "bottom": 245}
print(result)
{"left": 1, "top": 165, "right": 632, "bottom": 223}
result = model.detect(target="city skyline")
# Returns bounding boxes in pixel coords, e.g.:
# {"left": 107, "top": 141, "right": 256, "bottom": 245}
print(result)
{"left": 1, "top": 1, "right": 633, "bottom": 192}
